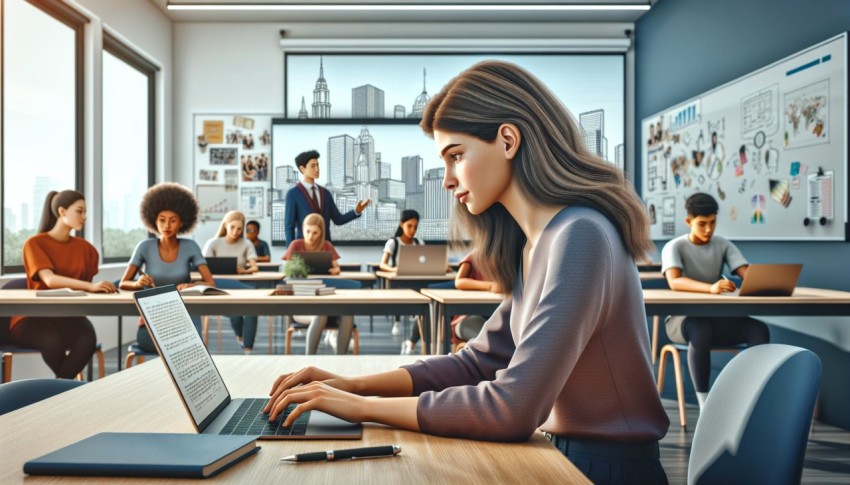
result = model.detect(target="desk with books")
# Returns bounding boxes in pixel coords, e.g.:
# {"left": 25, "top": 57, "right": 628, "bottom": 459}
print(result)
{"left": 0, "top": 355, "right": 588, "bottom": 484}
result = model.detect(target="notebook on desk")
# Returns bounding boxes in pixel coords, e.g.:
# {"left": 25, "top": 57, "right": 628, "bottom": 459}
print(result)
{"left": 205, "top": 257, "right": 238, "bottom": 275}
{"left": 733, "top": 263, "right": 803, "bottom": 296}
{"left": 396, "top": 245, "right": 448, "bottom": 276}
{"left": 132, "top": 285, "right": 362, "bottom": 440}
{"left": 293, "top": 251, "right": 333, "bottom": 275}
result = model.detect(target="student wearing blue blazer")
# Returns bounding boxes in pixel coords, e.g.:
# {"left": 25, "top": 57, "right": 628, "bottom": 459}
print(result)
{"left": 283, "top": 150, "right": 371, "bottom": 245}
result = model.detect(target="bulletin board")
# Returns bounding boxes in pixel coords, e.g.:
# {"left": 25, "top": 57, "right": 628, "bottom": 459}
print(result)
{"left": 641, "top": 33, "right": 847, "bottom": 241}
{"left": 192, "top": 114, "right": 281, "bottom": 247}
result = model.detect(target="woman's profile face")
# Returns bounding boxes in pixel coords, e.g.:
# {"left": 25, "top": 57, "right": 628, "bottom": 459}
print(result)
{"left": 303, "top": 223, "right": 322, "bottom": 248}
{"left": 59, "top": 199, "right": 87, "bottom": 231}
{"left": 435, "top": 130, "right": 512, "bottom": 215}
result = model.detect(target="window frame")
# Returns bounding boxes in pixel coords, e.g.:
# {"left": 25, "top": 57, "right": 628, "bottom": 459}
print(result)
{"left": 1, "top": 0, "right": 88, "bottom": 274}
{"left": 100, "top": 31, "right": 157, "bottom": 264}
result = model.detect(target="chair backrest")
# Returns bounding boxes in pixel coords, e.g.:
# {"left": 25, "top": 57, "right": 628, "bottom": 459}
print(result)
{"left": 688, "top": 344, "right": 821, "bottom": 485}
{"left": 0, "top": 278, "right": 28, "bottom": 345}
{"left": 319, "top": 278, "right": 361, "bottom": 290}
{"left": 0, "top": 378, "right": 86, "bottom": 416}
{"left": 2, "top": 278, "right": 27, "bottom": 289}
{"left": 427, "top": 280, "right": 456, "bottom": 290}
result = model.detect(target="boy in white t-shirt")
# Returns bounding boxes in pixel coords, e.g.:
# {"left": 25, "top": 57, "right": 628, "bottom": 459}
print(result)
{"left": 661, "top": 193, "right": 769, "bottom": 409}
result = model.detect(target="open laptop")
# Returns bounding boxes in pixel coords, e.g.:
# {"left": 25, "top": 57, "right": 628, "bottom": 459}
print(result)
{"left": 396, "top": 245, "right": 449, "bottom": 276}
{"left": 132, "top": 285, "right": 362, "bottom": 440}
{"left": 205, "top": 257, "right": 238, "bottom": 275}
{"left": 293, "top": 251, "right": 333, "bottom": 275}
{"left": 734, "top": 263, "right": 803, "bottom": 296}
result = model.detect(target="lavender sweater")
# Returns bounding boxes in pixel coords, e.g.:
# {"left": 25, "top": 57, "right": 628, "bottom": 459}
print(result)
{"left": 402, "top": 206, "right": 669, "bottom": 442}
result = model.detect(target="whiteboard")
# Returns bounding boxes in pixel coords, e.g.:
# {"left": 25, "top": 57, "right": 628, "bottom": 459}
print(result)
{"left": 641, "top": 33, "right": 847, "bottom": 241}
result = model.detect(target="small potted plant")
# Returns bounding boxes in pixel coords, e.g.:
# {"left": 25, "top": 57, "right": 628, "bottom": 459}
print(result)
{"left": 284, "top": 254, "right": 310, "bottom": 281}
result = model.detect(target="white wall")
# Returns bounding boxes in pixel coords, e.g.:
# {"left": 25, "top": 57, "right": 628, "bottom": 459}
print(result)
{"left": 172, "top": 21, "right": 632, "bottom": 262}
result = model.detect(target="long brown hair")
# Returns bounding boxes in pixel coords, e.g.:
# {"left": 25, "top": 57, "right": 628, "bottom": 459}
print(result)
{"left": 38, "top": 190, "right": 85, "bottom": 233}
{"left": 421, "top": 60, "right": 652, "bottom": 293}
{"left": 302, "top": 213, "right": 326, "bottom": 251}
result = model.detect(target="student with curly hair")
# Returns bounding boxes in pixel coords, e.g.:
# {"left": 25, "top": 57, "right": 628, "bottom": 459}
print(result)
{"left": 12, "top": 190, "right": 115, "bottom": 379}
{"left": 119, "top": 182, "right": 214, "bottom": 353}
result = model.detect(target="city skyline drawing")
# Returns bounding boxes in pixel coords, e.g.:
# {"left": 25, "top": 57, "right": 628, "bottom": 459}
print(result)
{"left": 275, "top": 53, "right": 625, "bottom": 244}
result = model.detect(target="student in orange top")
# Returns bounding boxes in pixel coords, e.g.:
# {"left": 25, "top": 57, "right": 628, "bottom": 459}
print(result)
{"left": 10, "top": 190, "right": 116, "bottom": 379}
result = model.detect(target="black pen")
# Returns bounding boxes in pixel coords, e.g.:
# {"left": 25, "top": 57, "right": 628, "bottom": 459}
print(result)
{"left": 280, "top": 445, "right": 401, "bottom": 463}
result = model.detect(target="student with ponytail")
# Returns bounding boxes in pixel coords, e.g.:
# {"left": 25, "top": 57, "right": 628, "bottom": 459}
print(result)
{"left": 11, "top": 190, "right": 116, "bottom": 379}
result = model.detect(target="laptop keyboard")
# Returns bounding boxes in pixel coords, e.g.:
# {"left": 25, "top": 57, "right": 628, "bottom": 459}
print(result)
{"left": 219, "top": 399, "right": 310, "bottom": 436}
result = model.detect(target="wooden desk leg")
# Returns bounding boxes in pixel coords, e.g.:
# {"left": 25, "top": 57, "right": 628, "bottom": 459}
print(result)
{"left": 651, "top": 315, "right": 660, "bottom": 365}
{"left": 269, "top": 316, "right": 274, "bottom": 354}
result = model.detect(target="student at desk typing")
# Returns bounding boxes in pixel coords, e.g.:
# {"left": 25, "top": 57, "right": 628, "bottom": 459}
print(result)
{"left": 661, "top": 193, "right": 769, "bottom": 410}
{"left": 264, "top": 61, "right": 669, "bottom": 485}
{"left": 11, "top": 190, "right": 116, "bottom": 379}
{"left": 283, "top": 213, "right": 354, "bottom": 355}
{"left": 119, "top": 183, "right": 214, "bottom": 353}
{"left": 379, "top": 209, "right": 425, "bottom": 349}
{"left": 203, "top": 210, "right": 258, "bottom": 354}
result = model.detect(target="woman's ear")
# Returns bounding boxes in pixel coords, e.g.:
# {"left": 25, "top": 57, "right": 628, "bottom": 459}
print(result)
{"left": 499, "top": 123, "right": 521, "bottom": 159}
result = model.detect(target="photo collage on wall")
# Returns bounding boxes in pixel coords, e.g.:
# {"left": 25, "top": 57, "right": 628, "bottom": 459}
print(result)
{"left": 194, "top": 114, "right": 279, "bottom": 230}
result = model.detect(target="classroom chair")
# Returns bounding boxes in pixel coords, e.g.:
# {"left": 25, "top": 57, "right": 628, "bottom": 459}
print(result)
{"left": 687, "top": 344, "right": 820, "bottom": 485}
{"left": 284, "top": 278, "right": 361, "bottom": 355}
{"left": 656, "top": 339, "right": 744, "bottom": 427}
{"left": 0, "top": 378, "right": 87, "bottom": 416}
{"left": 124, "top": 343, "right": 159, "bottom": 368}
{"left": 1, "top": 279, "right": 105, "bottom": 382}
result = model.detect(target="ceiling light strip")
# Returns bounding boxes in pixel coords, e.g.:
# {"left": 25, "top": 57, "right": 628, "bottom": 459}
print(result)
{"left": 168, "top": 4, "right": 650, "bottom": 12}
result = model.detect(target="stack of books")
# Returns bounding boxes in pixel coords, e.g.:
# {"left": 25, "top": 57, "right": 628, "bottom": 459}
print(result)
{"left": 271, "top": 283, "right": 293, "bottom": 296}
{"left": 286, "top": 279, "right": 336, "bottom": 296}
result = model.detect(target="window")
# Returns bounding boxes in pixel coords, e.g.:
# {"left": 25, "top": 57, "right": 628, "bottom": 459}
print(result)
{"left": 2, "top": 0, "right": 86, "bottom": 272}
{"left": 101, "top": 33, "right": 156, "bottom": 262}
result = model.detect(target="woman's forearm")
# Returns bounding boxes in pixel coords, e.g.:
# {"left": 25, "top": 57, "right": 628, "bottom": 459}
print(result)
{"left": 352, "top": 368, "right": 414, "bottom": 397}
{"left": 362, "top": 396, "right": 420, "bottom": 431}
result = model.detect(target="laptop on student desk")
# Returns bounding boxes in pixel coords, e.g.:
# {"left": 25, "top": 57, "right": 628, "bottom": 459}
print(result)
{"left": 293, "top": 251, "right": 333, "bottom": 275}
{"left": 205, "top": 257, "right": 238, "bottom": 275}
{"left": 396, "top": 245, "right": 449, "bottom": 276}
{"left": 133, "top": 285, "right": 362, "bottom": 440}
{"left": 734, "top": 263, "right": 803, "bottom": 297}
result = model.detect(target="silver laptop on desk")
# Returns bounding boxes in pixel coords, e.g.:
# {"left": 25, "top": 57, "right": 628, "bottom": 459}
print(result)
{"left": 132, "top": 285, "right": 361, "bottom": 440}
{"left": 733, "top": 263, "right": 803, "bottom": 296}
{"left": 396, "top": 245, "right": 448, "bottom": 276}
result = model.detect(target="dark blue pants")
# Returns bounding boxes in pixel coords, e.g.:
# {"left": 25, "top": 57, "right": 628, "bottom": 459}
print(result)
{"left": 546, "top": 434, "right": 668, "bottom": 484}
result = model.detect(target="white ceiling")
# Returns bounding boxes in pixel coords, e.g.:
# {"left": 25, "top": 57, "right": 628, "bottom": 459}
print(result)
{"left": 150, "top": 0, "right": 651, "bottom": 23}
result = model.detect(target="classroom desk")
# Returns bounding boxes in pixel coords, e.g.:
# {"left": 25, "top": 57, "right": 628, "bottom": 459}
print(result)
{"left": 193, "top": 271, "right": 377, "bottom": 284}
{"left": 0, "top": 289, "right": 433, "bottom": 364}
{"left": 0, "top": 355, "right": 587, "bottom": 484}
{"left": 421, "top": 287, "right": 850, "bottom": 355}
{"left": 374, "top": 270, "right": 456, "bottom": 290}
{"left": 259, "top": 262, "right": 365, "bottom": 272}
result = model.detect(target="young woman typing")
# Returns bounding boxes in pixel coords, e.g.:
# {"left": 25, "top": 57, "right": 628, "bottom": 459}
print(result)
{"left": 264, "top": 61, "right": 668, "bottom": 484}
{"left": 283, "top": 213, "right": 354, "bottom": 354}
{"left": 203, "top": 210, "right": 259, "bottom": 353}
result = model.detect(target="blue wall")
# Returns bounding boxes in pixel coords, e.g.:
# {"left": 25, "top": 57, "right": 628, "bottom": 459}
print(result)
{"left": 636, "top": 0, "right": 850, "bottom": 429}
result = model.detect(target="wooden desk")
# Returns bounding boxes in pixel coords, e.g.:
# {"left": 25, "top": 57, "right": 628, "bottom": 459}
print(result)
{"left": 374, "top": 271, "right": 456, "bottom": 289}
{"left": 420, "top": 289, "right": 503, "bottom": 354}
{"left": 422, "top": 287, "right": 850, "bottom": 355}
{"left": 642, "top": 287, "right": 850, "bottom": 316}
{"left": 0, "top": 356, "right": 587, "bottom": 484}
{"left": 0, "top": 289, "right": 432, "bottom": 362}
{"left": 194, "top": 271, "right": 377, "bottom": 284}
